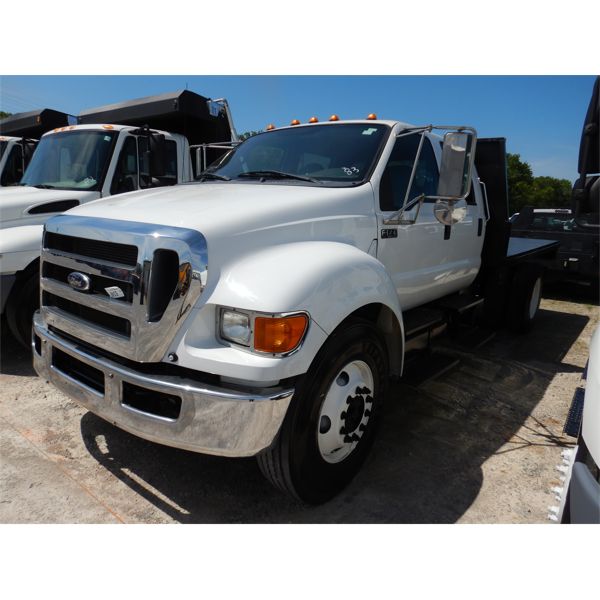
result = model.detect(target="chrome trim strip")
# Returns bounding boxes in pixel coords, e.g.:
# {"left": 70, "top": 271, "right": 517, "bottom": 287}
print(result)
{"left": 41, "top": 277, "right": 132, "bottom": 319}
{"left": 41, "top": 248, "right": 139, "bottom": 281}
{"left": 43, "top": 307, "right": 131, "bottom": 355}
{"left": 33, "top": 314, "right": 294, "bottom": 458}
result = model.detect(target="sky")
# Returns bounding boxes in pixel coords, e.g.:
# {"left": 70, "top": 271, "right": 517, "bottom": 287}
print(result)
{"left": 0, "top": 75, "right": 595, "bottom": 183}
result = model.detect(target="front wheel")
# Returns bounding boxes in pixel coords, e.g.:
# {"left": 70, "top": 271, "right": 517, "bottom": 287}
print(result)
{"left": 5, "top": 267, "right": 39, "bottom": 349}
{"left": 257, "top": 319, "right": 389, "bottom": 504}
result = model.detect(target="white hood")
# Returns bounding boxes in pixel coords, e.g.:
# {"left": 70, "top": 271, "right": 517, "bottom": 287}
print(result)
{"left": 0, "top": 186, "right": 98, "bottom": 229}
{"left": 64, "top": 181, "right": 378, "bottom": 260}
{"left": 69, "top": 182, "right": 376, "bottom": 242}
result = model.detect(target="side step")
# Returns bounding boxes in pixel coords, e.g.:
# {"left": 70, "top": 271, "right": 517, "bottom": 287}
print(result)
{"left": 432, "top": 292, "right": 484, "bottom": 314}
{"left": 564, "top": 387, "right": 585, "bottom": 438}
{"left": 401, "top": 351, "right": 459, "bottom": 387}
{"left": 403, "top": 307, "right": 445, "bottom": 340}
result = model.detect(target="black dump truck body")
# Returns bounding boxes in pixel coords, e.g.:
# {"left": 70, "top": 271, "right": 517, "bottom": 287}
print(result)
{"left": 78, "top": 90, "right": 235, "bottom": 175}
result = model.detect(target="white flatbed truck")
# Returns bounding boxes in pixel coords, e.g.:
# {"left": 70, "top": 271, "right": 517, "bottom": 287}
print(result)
{"left": 33, "top": 114, "right": 558, "bottom": 503}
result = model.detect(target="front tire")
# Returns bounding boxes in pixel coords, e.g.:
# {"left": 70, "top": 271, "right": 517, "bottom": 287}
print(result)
{"left": 257, "top": 318, "right": 389, "bottom": 504}
{"left": 5, "top": 266, "right": 39, "bottom": 349}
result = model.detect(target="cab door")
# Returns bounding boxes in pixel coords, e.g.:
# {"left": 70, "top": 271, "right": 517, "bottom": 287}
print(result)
{"left": 375, "top": 132, "right": 482, "bottom": 310}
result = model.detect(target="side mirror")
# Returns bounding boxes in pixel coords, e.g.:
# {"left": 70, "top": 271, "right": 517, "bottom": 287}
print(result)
{"left": 433, "top": 198, "right": 468, "bottom": 226}
{"left": 149, "top": 133, "right": 166, "bottom": 177}
{"left": 437, "top": 131, "right": 476, "bottom": 199}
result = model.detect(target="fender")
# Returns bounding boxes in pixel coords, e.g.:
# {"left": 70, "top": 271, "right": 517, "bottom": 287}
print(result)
{"left": 0, "top": 224, "right": 44, "bottom": 274}
{"left": 175, "top": 241, "right": 406, "bottom": 380}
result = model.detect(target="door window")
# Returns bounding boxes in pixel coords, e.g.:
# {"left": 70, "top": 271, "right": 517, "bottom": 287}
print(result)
{"left": 111, "top": 136, "right": 138, "bottom": 195}
{"left": 379, "top": 135, "right": 439, "bottom": 211}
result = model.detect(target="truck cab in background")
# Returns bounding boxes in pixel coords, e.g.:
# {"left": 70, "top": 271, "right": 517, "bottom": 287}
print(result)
{"left": 0, "top": 108, "right": 73, "bottom": 187}
{"left": 1, "top": 90, "right": 237, "bottom": 347}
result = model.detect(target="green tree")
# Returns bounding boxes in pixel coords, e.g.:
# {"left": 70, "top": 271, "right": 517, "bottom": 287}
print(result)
{"left": 507, "top": 153, "right": 573, "bottom": 213}
{"left": 507, "top": 153, "right": 534, "bottom": 213}
{"left": 238, "top": 130, "right": 262, "bottom": 141}
{"left": 0, "top": 111, "right": 12, "bottom": 119}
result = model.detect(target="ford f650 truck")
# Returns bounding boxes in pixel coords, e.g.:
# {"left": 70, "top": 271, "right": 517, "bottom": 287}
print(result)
{"left": 0, "top": 108, "right": 72, "bottom": 187}
{"left": 1, "top": 90, "right": 236, "bottom": 347}
{"left": 33, "top": 116, "right": 558, "bottom": 503}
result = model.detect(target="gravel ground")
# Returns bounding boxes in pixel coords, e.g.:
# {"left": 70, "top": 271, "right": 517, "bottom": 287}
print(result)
{"left": 1, "top": 284, "right": 598, "bottom": 523}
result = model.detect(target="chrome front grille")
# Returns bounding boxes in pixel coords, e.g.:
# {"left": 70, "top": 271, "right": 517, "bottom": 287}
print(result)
{"left": 40, "top": 215, "right": 207, "bottom": 362}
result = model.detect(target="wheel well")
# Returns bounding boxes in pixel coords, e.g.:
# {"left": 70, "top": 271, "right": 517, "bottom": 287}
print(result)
{"left": 16, "top": 257, "right": 40, "bottom": 281}
{"left": 341, "top": 303, "right": 404, "bottom": 377}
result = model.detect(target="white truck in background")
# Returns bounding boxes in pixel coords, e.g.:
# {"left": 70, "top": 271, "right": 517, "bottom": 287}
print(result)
{"left": 0, "top": 108, "right": 73, "bottom": 187}
{"left": 1, "top": 90, "right": 237, "bottom": 346}
{"left": 33, "top": 113, "right": 560, "bottom": 503}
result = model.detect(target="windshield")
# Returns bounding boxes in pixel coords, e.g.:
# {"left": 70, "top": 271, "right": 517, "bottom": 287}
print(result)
{"left": 20, "top": 130, "right": 117, "bottom": 191}
{"left": 205, "top": 123, "right": 390, "bottom": 186}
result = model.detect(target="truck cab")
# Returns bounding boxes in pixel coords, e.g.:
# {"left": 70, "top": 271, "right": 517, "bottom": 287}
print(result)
{"left": 0, "top": 136, "right": 37, "bottom": 186}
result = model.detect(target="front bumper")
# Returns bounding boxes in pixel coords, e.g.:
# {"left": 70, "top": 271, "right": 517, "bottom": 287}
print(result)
{"left": 33, "top": 312, "right": 294, "bottom": 458}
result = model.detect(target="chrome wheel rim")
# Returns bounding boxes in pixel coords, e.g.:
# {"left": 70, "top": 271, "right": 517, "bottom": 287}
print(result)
{"left": 317, "top": 360, "right": 375, "bottom": 464}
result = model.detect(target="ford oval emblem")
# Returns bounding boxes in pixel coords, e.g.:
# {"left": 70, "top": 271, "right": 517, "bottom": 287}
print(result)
{"left": 67, "top": 271, "right": 91, "bottom": 292}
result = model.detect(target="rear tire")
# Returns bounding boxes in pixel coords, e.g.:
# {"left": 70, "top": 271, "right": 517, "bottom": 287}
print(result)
{"left": 257, "top": 318, "right": 389, "bottom": 504}
{"left": 6, "top": 266, "right": 39, "bottom": 349}
{"left": 506, "top": 264, "right": 543, "bottom": 333}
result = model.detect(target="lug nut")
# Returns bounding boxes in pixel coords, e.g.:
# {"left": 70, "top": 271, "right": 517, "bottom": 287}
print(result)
{"left": 364, "top": 409, "right": 371, "bottom": 418}
{"left": 365, "top": 395, "right": 373, "bottom": 404}
{"left": 167, "top": 352, "right": 178, "bottom": 362}
{"left": 359, "top": 424, "right": 366, "bottom": 432}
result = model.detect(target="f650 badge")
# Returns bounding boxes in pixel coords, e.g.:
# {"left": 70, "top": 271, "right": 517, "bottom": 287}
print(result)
{"left": 67, "top": 271, "right": 91, "bottom": 291}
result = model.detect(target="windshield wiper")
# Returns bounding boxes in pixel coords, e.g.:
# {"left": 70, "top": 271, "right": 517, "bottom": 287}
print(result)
{"left": 32, "top": 184, "right": 58, "bottom": 189}
{"left": 237, "top": 170, "right": 320, "bottom": 183}
{"left": 197, "top": 172, "right": 231, "bottom": 181}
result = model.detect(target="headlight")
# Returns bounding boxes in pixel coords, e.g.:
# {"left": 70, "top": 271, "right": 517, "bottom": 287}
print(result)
{"left": 220, "top": 309, "right": 251, "bottom": 346}
{"left": 219, "top": 308, "right": 309, "bottom": 355}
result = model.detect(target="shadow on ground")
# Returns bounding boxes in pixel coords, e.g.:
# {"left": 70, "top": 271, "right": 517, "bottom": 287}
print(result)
{"left": 78, "top": 306, "right": 589, "bottom": 523}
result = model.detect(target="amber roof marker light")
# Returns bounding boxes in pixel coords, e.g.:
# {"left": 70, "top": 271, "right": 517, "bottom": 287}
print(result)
{"left": 308, "top": 116, "right": 319, "bottom": 123}
{"left": 266, "top": 124, "right": 276, "bottom": 131}
{"left": 290, "top": 119, "right": 301, "bottom": 126}
{"left": 367, "top": 113, "right": 377, "bottom": 120}
{"left": 329, "top": 115, "right": 340, "bottom": 121}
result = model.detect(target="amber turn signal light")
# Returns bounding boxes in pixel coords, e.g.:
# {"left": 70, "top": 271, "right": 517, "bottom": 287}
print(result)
{"left": 254, "top": 315, "right": 308, "bottom": 354}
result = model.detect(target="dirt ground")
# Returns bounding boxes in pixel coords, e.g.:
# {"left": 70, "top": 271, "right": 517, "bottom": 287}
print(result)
{"left": 1, "top": 283, "right": 598, "bottom": 523}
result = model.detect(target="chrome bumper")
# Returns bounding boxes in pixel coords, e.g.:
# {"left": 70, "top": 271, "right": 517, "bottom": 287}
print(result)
{"left": 32, "top": 312, "right": 293, "bottom": 458}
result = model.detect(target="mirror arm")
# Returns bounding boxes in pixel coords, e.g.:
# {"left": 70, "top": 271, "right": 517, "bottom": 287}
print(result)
{"left": 383, "top": 194, "right": 425, "bottom": 225}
